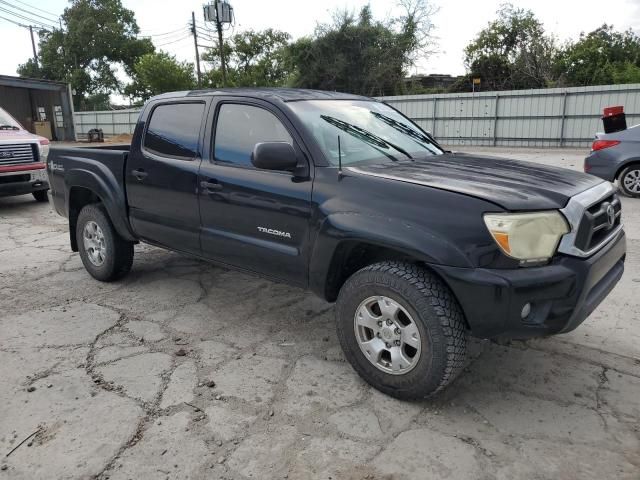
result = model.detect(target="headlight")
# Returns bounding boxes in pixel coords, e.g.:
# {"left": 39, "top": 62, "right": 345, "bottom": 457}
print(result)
{"left": 483, "top": 211, "right": 569, "bottom": 263}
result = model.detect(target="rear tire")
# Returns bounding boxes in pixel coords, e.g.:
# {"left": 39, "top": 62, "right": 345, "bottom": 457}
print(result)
{"left": 33, "top": 190, "right": 48, "bottom": 202}
{"left": 335, "top": 261, "right": 466, "bottom": 400}
{"left": 76, "top": 204, "right": 133, "bottom": 282}
{"left": 619, "top": 164, "right": 640, "bottom": 198}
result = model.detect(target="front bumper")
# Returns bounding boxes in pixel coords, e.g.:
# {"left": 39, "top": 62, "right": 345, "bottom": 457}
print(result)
{"left": 0, "top": 166, "right": 49, "bottom": 198}
{"left": 430, "top": 230, "right": 626, "bottom": 339}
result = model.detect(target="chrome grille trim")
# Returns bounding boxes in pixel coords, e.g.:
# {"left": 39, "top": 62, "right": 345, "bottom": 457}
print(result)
{"left": 0, "top": 143, "right": 36, "bottom": 165}
{"left": 558, "top": 182, "right": 623, "bottom": 258}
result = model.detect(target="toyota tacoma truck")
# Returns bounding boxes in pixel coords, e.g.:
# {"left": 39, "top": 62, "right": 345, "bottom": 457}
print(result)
{"left": 0, "top": 106, "right": 50, "bottom": 202}
{"left": 47, "top": 89, "right": 626, "bottom": 399}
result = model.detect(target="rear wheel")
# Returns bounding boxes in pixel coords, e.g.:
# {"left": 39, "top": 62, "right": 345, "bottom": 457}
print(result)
{"left": 33, "top": 190, "right": 48, "bottom": 202}
{"left": 619, "top": 164, "right": 640, "bottom": 198}
{"left": 76, "top": 204, "right": 133, "bottom": 282}
{"left": 335, "top": 261, "right": 467, "bottom": 399}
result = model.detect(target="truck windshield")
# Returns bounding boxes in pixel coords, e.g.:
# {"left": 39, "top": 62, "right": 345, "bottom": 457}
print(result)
{"left": 0, "top": 107, "right": 22, "bottom": 130}
{"left": 289, "top": 100, "right": 443, "bottom": 165}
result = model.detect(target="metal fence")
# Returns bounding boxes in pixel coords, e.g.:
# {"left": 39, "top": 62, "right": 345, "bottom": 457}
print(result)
{"left": 74, "top": 84, "right": 640, "bottom": 147}
{"left": 74, "top": 108, "right": 140, "bottom": 138}
{"left": 380, "top": 83, "right": 640, "bottom": 148}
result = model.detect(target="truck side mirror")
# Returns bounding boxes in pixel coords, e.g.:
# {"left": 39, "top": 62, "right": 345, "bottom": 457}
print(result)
{"left": 251, "top": 142, "right": 298, "bottom": 172}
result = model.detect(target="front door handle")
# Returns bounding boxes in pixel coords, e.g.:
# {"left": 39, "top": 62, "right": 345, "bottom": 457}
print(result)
{"left": 200, "top": 180, "right": 223, "bottom": 192}
{"left": 131, "top": 168, "right": 148, "bottom": 181}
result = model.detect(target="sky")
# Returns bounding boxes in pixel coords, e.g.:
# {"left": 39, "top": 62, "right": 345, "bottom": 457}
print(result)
{"left": 1, "top": 0, "right": 639, "bottom": 80}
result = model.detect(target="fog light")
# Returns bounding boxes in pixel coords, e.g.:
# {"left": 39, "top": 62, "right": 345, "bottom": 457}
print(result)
{"left": 521, "top": 303, "right": 531, "bottom": 319}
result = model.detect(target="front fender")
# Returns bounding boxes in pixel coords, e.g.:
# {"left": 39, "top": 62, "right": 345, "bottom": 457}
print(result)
{"left": 308, "top": 211, "right": 472, "bottom": 299}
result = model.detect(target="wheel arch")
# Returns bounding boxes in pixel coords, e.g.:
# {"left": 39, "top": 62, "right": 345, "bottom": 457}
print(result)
{"left": 309, "top": 213, "right": 472, "bottom": 302}
{"left": 65, "top": 168, "right": 136, "bottom": 251}
{"left": 615, "top": 158, "right": 640, "bottom": 181}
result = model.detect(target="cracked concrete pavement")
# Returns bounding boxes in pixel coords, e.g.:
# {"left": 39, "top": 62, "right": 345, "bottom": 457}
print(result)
{"left": 0, "top": 148, "right": 639, "bottom": 479}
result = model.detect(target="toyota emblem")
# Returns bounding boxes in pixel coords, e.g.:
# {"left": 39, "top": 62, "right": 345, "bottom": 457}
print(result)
{"left": 0, "top": 151, "right": 13, "bottom": 159}
{"left": 606, "top": 204, "right": 616, "bottom": 229}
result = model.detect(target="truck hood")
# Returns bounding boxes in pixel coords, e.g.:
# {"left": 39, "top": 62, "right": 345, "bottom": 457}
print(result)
{"left": 0, "top": 128, "right": 40, "bottom": 142}
{"left": 348, "top": 152, "right": 603, "bottom": 210}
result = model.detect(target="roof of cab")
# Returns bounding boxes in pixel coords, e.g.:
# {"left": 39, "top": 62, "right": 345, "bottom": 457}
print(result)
{"left": 150, "top": 87, "right": 373, "bottom": 103}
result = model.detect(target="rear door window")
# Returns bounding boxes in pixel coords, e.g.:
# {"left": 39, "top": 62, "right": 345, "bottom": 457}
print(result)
{"left": 144, "top": 103, "right": 205, "bottom": 160}
{"left": 214, "top": 103, "right": 292, "bottom": 167}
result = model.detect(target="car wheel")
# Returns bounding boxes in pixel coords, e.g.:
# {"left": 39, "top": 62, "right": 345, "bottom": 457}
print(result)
{"left": 619, "top": 164, "right": 640, "bottom": 198}
{"left": 335, "top": 261, "right": 466, "bottom": 399}
{"left": 33, "top": 190, "right": 48, "bottom": 202}
{"left": 76, "top": 204, "right": 134, "bottom": 282}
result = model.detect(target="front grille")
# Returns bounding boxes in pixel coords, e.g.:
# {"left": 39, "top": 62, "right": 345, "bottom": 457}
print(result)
{"left": 574, "top": 193, "right": 622, "bottom": 252}
{"left": 0, "top": 143, "right": 37, "bottom": 166}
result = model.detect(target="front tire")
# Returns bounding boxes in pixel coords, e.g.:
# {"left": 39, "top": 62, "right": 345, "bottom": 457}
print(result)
{"left": 619, "top": 164, "right": 640, "bottom": 198}
{"left": 33, "top": 190, "right": 48, "bottom": 202}
{"left": 76, "top": 204, "right": 134, "bottom": 282}
{"left": 336, "top": 262, "right": 466, "bottom": 399}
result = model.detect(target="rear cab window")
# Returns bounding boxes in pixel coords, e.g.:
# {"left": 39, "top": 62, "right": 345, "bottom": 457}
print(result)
{"left": 144, "top": 102, "right": 205, "bottom": 160}
{"left": 214, "top": 103, "right": 293, "bottom": 167}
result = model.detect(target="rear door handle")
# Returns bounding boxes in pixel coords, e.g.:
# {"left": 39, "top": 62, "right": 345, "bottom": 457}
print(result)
{"left": 200, "top": 180, "right": 223, "bottom": 192}
{"left": 131, "top": 168, "right": 148, "bottom": 181}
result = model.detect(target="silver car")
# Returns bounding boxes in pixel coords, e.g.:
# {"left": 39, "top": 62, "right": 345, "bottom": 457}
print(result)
{"left": 584, "top": 124, "right": 640, "bottom": 198}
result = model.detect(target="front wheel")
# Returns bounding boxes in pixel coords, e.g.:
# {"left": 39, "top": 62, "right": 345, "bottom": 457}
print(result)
{"left": 76, "top": 204, "right": 134, "bottom": 282}
{"left": 619, "top": 164, "right": 640, "bottom": 198}
{"left": 336, "top": 262, "right": 466, "bottom": 400}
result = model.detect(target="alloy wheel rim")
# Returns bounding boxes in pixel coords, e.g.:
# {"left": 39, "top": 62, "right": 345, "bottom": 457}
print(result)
{"left": 83, "top": 221, "right": 106, "bottom": 266}
{"left": 623, "top": 169, "right": 640, "bottom": 193}
{"left": 353, "top": 295, "right": 422, "bottom": 375}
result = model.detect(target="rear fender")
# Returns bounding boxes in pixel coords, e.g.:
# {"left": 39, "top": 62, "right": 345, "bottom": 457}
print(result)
{"left": 64, "top": 162, "right": 135, "bottom": 242}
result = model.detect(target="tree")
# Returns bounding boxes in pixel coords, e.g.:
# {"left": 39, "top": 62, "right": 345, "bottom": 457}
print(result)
{"left": 17, "top": 0, "right": 154, "bottom": 109}
{"left": 202, "top": 29, "right": 292, "bottom": 88}
{"left": 125, "top": 52, "right": 196, "bottom": 102}
{"left": 463, "top": 4, "right": 556, "bottom": 91}
{"left": 554, "top": 25, "right": 640, "bottom": 86}
{"left": 286, "top": 1, "right": 437, "bottom": 96}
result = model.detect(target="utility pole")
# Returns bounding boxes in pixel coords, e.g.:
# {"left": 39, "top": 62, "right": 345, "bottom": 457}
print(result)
{"left": 214, "top": 0, "right": 227, "bottom": 87}
{"left": 28, "top": 25, "right": 38, "bottom": 66}
{"left": 191, "top": 11, "right": 202, "bottom": 88}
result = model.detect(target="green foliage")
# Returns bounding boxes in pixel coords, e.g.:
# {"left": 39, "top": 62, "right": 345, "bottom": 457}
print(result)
{"left": 125, "top": 52, "right": 196, "bottom": 102}
{"left": 287, "top": 1, "right": 436, "bottom": 96}
{"left": 202, "top": 29, "right": 292, "bottom": 87}
{"left": 81, "top": 93, "right": 112, "bottom": 111}
{"left": 464, "top": 4, "right": 556, "bottom": 91}
{"left": 17, "top": 0, "right": 154, "bottom": 108}
{"left": 554, "top": 25, "right": 640, "bottom": 86}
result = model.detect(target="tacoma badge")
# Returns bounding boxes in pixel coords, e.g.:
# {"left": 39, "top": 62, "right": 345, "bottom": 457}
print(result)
{"left": 257, "top": 227, "right": 292, "bottom": 239}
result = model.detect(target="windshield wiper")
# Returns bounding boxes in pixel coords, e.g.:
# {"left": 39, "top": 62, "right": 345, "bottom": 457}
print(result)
{"left": 0, "top": 125, "right": 19, "bottom": 130}
{"left": 320, "top": 115, "right": 413, "bottom": 161}
{"left": 369, "top": 111, "right": 441, "bottom": 153}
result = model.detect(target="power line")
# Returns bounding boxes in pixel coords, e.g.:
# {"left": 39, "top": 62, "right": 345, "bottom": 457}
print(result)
{"left": 0, "top": 2, "right": 57, "bottom": 28}
{"left": 9, "top": 0, "right": 59, "bottom": 19}
{"left": 139, "top": 31, "right": 190, "bottom": 43}
{"left": 138, "top": 26, "right": 189, "bottom": 38}
{"left": 0, "top": 12, "right": 26, "bottom": 27}
{"left": 0, "top": 5, "right": 55, "bottom": 29}
{"left": 0, "top": 0, "right": 59, "bottom": 24}
{"left": 154, "top": 34, "right": 192, "bottom": 47}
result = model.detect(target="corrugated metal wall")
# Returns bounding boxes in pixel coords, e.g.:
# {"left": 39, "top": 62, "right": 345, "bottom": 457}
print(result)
{"left": 74, "top": 84, "right": 640, "bottom": 147}
{"left": 74, "top": 109, "right": 140, "bottom": 137}
{"left": 381, "top": 84, "right": 640, "bottom": 147}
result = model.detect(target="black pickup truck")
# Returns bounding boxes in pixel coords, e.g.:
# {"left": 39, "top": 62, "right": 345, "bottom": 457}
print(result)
{"left": 47, "top": 88, "right": 626, "bottom": 399}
